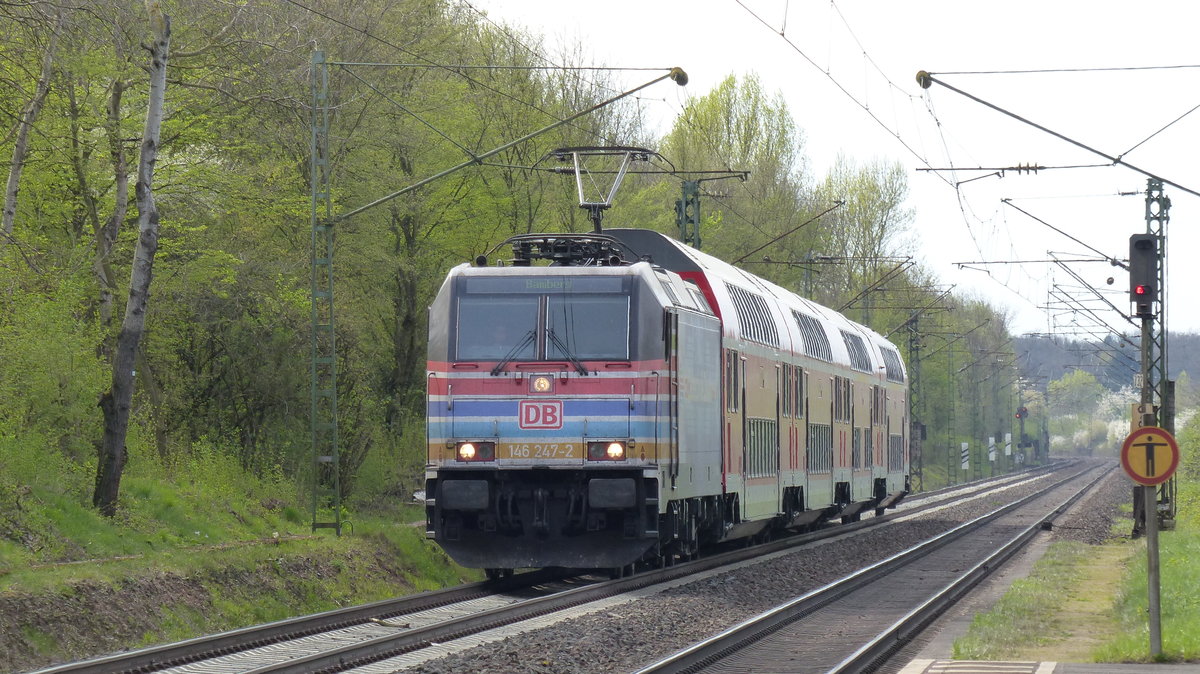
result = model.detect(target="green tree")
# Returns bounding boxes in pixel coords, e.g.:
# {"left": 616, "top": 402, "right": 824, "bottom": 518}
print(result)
{"left": 813, "top": 156, "right": 913, "bottom": 314}
{"left": 655, "top": 73, "right": 818, "bottom": 274}
{"left": 1176, "top": 370, "right": 1199, "bottom": 411}
{"left": 1048, "top": 369, "right": 1106, "bottom": 419}
{"left": 95, "top": 0, "right": 171, "bottom": 516}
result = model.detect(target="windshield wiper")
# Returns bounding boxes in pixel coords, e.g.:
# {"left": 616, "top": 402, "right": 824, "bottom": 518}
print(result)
{"left": 490, "top": 330, "right": 536, "bottom": 376}
{"left": 546, "top": 328, "right": 589, "bottom": 376}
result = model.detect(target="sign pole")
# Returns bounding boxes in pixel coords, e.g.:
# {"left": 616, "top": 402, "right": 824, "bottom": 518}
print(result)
{"left": 1139, "top": 306, "right": 1162, "bottom": 658}
{"left": 1145, "top": 483, "right": 1161, "bottom": 657}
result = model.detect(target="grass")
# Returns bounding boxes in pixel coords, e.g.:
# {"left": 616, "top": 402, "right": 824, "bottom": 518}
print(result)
{"left": 953, "top": 540, "right": 1123, "bottom": 659}
{"left": 0, "top": 433, "right": 306, "bottom": 574}
{"left": 21, "top": 625, "right": 57, "bottom": 658}
{"left": 0, "top": 429, "right": 478, "bottom": 672}
{"left": 1094, "top": 478, "right": 1200, "bottom": 662}
{"left": 2, "top": 508, "right": 475, "bottom": 671}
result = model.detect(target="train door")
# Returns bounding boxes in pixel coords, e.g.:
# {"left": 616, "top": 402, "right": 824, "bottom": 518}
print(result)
{"left": 851, "top": 382, "right": 870, "bottom": 500}
{"left": 742, "top": 356, "right": 780, "bottom": 520}
{"left": 799, "top": 368, "right": 810, "bottom": 508}
{"left": 871, "top": 384, "right": 885, "bottom": 479}
{"left": 886, "top": 389, "right": 908, "bottom": 489}
{"left": 806, "top": 374, "right": 834, "bottom": 509}
{"left": 831, "top": 375, "right": 852, "bottom": 507}
{"left": 723, "top": 348, "right": 745, "bottom": 508}
{"left": 673, "top": 309, "right": 722, "bottom": 496}
{"left": 780, "top": 364, "right": 803, "bottom": 509}
{"left": 849, "top": 382, "right": 860, "bottom": 498}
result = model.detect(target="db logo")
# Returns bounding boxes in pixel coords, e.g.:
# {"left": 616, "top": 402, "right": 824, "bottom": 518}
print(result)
{"left": 519, "top": 400, "right": 563, "bottom": 429}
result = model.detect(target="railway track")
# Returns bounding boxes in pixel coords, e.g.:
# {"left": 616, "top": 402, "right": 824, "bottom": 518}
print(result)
{"left": 35, "top": 462, "right": 1081, "bottom": 674}
{"left": 635, "top": 462, "right": 1111, "bottom": 674}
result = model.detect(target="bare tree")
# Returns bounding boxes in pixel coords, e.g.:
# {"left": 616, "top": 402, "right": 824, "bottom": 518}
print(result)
{"left": 94, "top": 0, "right": 170, "bottom": 516}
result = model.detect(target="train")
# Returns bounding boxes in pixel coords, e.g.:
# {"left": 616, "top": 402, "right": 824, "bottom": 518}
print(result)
{"left": 425, "top": 227, "right": 910, "bottom": 577}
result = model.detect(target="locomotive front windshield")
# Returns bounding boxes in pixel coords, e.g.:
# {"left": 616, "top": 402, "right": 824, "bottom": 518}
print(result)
{"left": 454, "top": 275, "right": 631, "bottom": 361}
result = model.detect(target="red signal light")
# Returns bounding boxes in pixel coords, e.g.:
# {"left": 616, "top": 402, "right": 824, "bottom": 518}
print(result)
{"left": 1134, "top": 284, "right": 1148, "bottom": 296}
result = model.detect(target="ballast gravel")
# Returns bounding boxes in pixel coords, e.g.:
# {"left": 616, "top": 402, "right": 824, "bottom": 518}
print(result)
{"left": 1049, "top": 468, "right": 1134, "bottom": 545}
{"left": 400, "top": 462, "right": 1125, "bottom": 674}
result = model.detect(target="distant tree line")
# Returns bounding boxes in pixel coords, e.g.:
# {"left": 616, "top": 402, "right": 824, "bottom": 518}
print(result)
{"left": 1016, "top": 333, "right": 1200, "bottom": 397}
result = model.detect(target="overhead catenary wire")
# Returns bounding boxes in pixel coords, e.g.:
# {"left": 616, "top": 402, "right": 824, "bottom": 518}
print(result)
{"left": 459, "top": 0, "right": 680, "bottom": 115}
{"left": 999, "top": 200, "right": 1122, "bottom": 266}
{"left": 335, "top": 68, "right": 688, "bottom": 222}
{"left": 914, "top": 67, "right": 1198, "bottom": 325}
{"left": 885, "top": 286, "right": 956, "bottom": 339}
{"left": 736, "top": 0, "right": 936, "bottom": 175}
{"left": 457, "top": 0, "right": 666, "bottom": 102}
{"left": 338, "top": 66, "right": 477, "bottom": 158}
{"left": 1116, "top": 98, "right": 1200, "bottom": 160}
{"left": 286, "top": 0, "right": 658, "bottom": 153}
{"left": 732, "top": 200, "right": 845, "bottom": 264}
{"left": 916, "top": 71, "right": 1200, "bottom": 199}
{"left": 1046, "top": 286, "right": 1134, "bottom": 347}
{"left": 1049, "top": 255, "right": 1136, "bottom": 328}
{"left": 933, "top": 64, "right": 1200, "bottom": 76}
{"left": 668, "top": 102, "right": 778, "bottom": 244}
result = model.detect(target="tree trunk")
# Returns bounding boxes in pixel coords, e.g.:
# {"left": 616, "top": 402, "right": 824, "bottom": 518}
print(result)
{"left": 97, "top": 79, "right": 130, "bottom": 327}
{"left": 66, "top": 85, "right": 104, "bottom": 249}
{"left": 2, "top": 11, "right": 62, "bottom": 242}
{"left": 386, "top": 205, "right": 423, "bottom": 428}
{"left": 94, "top": 2, "right": 170, "bottom": 516}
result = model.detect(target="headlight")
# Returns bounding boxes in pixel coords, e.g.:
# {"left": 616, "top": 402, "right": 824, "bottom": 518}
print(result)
{"left": 456, "top": 441, "right": 495, "bottom": 462}
{"left": 588, "top": 441, "right": 626, "bottom": 461}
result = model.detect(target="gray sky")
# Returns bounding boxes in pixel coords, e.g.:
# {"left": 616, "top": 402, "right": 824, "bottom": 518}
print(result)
{"left": 466, "top": 0, "right": 1200, "bottom": 340}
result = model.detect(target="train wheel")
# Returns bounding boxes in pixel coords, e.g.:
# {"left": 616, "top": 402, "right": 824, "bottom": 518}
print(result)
{"left": 484, "top": 568, "right": 513, "bottom": 581}
{"left": 608, "top": 564, "right": 633, "bottom": 579}
{"left": 683, "top": 515, "right": 699, "bottom": 561}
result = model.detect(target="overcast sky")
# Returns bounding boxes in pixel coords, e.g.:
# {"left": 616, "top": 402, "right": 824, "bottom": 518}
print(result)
{"left": 465, "top": 0, "right": 1200, "bottom": 340}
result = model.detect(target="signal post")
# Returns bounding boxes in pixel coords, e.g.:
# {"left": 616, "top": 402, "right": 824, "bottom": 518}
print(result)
{"left": 1121, "top": 425, "right": 1178, "bottom": 659}
{"left": 1126, "top": 191, "right": 1173, "bottom": 657}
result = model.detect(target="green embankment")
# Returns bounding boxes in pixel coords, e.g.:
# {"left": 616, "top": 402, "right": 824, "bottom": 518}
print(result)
{"left": 0, "top": 434, "right": 476, "bottom": 672}
{"left": 1097, "top": 457, "right": 1200, "bottom": 661}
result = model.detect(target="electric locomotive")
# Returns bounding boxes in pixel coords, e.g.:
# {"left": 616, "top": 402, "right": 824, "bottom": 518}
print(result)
{"left": 425, "top": 228, "right": 909, "bottom": 575}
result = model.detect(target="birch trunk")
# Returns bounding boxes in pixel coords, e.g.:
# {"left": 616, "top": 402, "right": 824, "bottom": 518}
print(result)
{"left": 94, "top": 1, "right": 170, "bottom": 516}
{"left": 2, "top": 11, "right": 62, "bottom": 242}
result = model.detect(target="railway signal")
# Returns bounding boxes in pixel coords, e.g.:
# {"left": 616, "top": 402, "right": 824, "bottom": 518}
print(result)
{"left": 1129, "top": 233, "right": 1158, "bottom": 317}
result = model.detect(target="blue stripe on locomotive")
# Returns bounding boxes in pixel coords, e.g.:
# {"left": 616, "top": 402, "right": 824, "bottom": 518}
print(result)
{"left": 431, "top": 420, "right": 661, "bottom": 440}
{"left": 427, "top": 398, "right": 661, "bottom": 418}
{"left": 428, "top": 398, "right": 663, "bottom": 440}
